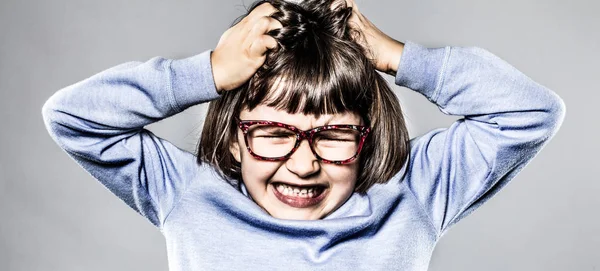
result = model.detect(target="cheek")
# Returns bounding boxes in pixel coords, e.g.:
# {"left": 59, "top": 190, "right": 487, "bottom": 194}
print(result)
{"left": 239, "top": 151, "right": 281, "bottom": 183}
{"left": 323, "top": 163, "right": 359, "bottom": 186}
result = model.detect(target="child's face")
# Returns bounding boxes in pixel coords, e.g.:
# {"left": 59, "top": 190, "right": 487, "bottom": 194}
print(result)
{"left": 230, "top": 104, "right": 363, "bottom": 220}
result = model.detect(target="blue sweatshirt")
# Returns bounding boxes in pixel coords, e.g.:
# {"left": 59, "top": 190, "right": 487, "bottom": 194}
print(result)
{"left": 42, "top": 40, "right": 565, "bottom": 270}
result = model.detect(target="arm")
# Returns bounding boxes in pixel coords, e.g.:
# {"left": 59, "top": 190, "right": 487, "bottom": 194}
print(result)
{"left": 41, "top": 51, "right": 220, "bottom": 228}
{"left": 41, "top": 2, "right": 282, "bottom": 229}
{"left": 395, "top": 41, "right": 566, "bottom": 237}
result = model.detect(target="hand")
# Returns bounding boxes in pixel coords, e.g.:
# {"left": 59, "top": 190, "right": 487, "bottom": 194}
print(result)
{"left": 211, "top": 3, "right": 283, "bottom": 93}
{"left": 339, "top": 0, "right": 405, "bottom": 76}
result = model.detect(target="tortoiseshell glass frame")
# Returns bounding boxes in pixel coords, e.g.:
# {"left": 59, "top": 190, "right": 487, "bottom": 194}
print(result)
{"left": 236, "top": 118, "right": 371, "bottom": 165}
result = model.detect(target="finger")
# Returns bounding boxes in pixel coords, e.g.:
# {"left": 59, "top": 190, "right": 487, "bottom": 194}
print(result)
{"left": 348, "top": 0, "right": 359, "bottom": 12}
{"left": 262, "top": 35, "right": 278, "bottom": 51}
{"left": 238, "top": 2, "right": 276, "bottom": 35}
{"left": 245, "top": 16, "right": 281, "bottom": 50}
{"left": 247, "top": 2, "right": 278, "bottom": 21}
{"left": 265, "top": 15, "right": 283, "bottom": 32}
{"left": 244, "top": 7, "right": 282, "bottom": 40}
{"left": 249, "top": 35, "right": 278, "bottom": 57}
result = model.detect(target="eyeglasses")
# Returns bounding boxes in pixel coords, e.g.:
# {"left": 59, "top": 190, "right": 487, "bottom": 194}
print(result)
{"left": 236, "top": 118, "right": 371, "bottom": 164}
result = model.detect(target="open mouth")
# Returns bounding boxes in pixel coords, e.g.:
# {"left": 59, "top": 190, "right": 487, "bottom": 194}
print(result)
{"left": 271, "top": 182, "right": 328, "bottom": 208}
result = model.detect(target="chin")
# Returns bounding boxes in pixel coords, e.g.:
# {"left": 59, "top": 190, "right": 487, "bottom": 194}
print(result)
{"left": 269, "top": 208, "right": 322, "bottom": 221}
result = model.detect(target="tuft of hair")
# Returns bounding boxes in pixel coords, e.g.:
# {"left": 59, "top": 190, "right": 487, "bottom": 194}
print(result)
{"left": 236, "top": 0, "right": 375, "bottom": 120}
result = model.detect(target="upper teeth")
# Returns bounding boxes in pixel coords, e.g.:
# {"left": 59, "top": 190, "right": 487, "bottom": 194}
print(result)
{"left": 276, "top": 183, "right": 317, "bottom": 194}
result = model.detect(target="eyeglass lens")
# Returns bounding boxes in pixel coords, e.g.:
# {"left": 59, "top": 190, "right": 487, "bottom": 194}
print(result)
{"left": 246, "top": 124, "right": 361, "bottom": 161}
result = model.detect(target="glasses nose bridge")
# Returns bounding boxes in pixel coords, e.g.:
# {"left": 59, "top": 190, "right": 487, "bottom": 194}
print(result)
{"left": 289, "top": 129, "right": 317, "bottom": 160}
{"left": 297, "top": 129, "right": 314, "bottom": 142}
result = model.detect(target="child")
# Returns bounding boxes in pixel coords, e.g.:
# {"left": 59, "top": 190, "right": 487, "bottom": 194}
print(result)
{"left": 42, "top": 0, "right": 566, "bottom": 270}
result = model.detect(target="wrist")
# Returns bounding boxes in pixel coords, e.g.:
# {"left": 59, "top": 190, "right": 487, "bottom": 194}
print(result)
{"left": 386, "top": 40, "right": 404, "bottom": 76}
{"left": 209, "top": 51, "right": 224, "bottom": 94}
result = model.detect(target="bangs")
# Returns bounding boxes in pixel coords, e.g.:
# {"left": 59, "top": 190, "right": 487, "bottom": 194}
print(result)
{"left": 240, "top": 36, "right": 374, "bottom": 120}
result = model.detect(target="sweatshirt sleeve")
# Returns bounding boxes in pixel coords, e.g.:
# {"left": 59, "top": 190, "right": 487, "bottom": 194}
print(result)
{"left": 395, "top": 41, "right": 566, "bottom": 238}
{"left": 41, "top": 50, "right": 221, "bottom": 229}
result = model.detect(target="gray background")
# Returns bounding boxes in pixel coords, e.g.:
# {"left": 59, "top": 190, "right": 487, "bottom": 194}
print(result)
{"left": 0, "top": 0, "right": 596, "bottom": 270}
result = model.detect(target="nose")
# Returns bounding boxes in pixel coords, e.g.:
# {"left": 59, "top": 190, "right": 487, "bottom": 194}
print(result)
{"left": 285, "top": 139, "right": 320, "bottom": 178}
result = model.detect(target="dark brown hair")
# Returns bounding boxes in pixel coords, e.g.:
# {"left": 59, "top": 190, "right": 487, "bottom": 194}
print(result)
{"left": 198, "top": 0, "right": 410, "bottom": 194}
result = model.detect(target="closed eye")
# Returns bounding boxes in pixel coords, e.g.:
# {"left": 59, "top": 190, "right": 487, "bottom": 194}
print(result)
{"left": 258, "top": 135, "right": 291, "bottom": 138}
{"left": 320, "top": 137, "right": 353, "bottom": 142}
{"left": 255, "top": 133, "right": 295, "bottom": 138}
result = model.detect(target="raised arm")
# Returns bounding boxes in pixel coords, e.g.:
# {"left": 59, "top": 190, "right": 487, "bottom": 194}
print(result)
{"left": 395, "top": 41, "right": 566, "bottom": 237}
{"left": 342, "top": 0, "right": 565, "bottom": 237}
{"left": 41, "top": 2, "right": 283, "bottom": 229}
{"left": 41, "top": 51, "right": 220, "bottom": 228}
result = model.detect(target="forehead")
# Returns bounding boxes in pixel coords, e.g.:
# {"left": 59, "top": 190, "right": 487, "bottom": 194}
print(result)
{"left": 239, "top": 104, "right": 363, "bottom": 130}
